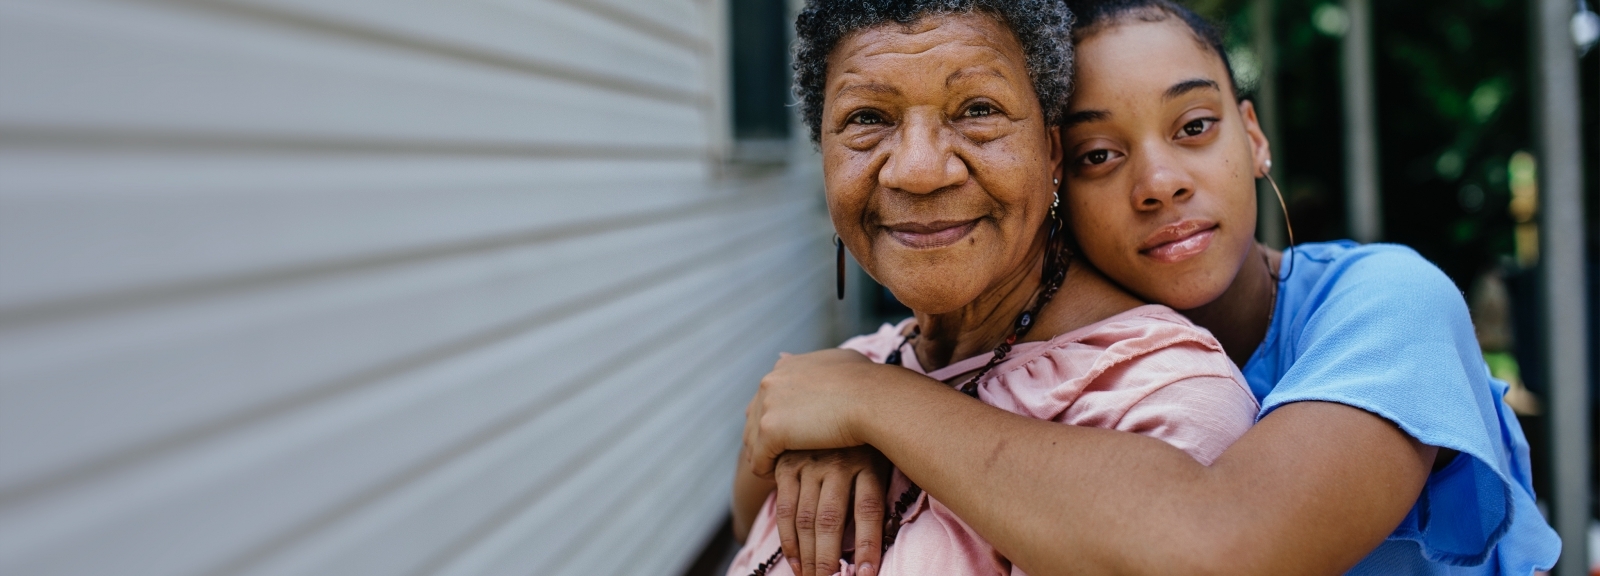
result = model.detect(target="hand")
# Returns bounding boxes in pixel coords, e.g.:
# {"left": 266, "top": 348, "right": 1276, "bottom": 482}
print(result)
{"left": 774, "top": 447, "right": 890, "bottom": 576}
{"left": 743, "top": 349, "right": 884, "bottom": 477}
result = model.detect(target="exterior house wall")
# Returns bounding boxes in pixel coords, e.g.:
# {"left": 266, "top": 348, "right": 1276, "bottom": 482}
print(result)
{"left": 0, "top": 0, "right": 835, "bottom": 574}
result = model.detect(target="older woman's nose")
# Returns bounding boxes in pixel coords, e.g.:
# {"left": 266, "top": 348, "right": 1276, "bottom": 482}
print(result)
{"left": 1128, "top": 147, "right": 1195, "bottom": 211}
{"left": 878, "top": 116, "right": 969, "bottom": 194}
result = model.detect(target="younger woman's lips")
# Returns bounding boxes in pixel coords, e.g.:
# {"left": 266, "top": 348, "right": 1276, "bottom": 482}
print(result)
{"left": 887, "top": 220, "right": 980, "bottom": 249}
{"left": 1141, "top": 226, "right": 1216, "bottom": 263}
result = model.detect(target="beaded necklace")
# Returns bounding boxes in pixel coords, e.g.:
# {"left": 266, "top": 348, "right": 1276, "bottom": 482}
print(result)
{"left": 746, "top": 245, "right": 1069, "bottom": 576}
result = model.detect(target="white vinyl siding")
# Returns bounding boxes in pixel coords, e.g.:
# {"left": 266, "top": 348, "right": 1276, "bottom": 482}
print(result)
{"left": 0, "top": 0, "right": 834, "bottom": 574}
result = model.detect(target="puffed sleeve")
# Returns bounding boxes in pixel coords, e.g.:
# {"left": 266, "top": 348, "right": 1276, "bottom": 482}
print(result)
{"left": 1260, "top": 247, "right": 1560, "bottom": 571}
{"left": 982, "top": 308, "right": 1259, "bottom": 465}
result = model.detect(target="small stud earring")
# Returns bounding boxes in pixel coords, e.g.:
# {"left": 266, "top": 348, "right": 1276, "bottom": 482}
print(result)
{"left": 1053, "top": 177, "right": 1060, "bottom": 185}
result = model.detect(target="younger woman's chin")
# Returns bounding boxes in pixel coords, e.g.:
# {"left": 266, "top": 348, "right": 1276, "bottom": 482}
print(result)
{"left": 1142, "top": 275, "right": 1233, "bottom": 312}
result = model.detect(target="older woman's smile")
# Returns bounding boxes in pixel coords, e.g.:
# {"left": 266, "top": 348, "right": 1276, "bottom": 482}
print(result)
{"left": 884, "top": 219, "right": 981, "bottom": 249}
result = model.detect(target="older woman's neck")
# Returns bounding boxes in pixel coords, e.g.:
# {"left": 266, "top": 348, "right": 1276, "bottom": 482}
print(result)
{"left": 911, "top": 253, "right": 1048, "bottom": 372}
{"left": 912, "top": 254, "right": 1144, "bottom": 372}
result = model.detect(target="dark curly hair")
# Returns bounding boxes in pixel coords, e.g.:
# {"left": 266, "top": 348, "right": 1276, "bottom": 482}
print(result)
{"left": 1063, "top": 0, "right": 1241, "bottom": 97}
{"left": 792, "top": 0, "right": 1075, "bottom": 143}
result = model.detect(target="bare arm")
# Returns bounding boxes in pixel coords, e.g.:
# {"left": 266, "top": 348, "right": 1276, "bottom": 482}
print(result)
{"left": 747, "top": 352, "right": 1435, "bottom": 575}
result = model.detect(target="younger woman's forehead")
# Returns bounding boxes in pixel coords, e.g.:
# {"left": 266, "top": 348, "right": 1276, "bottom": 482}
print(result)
{"left": 1070, "top": 19, "right": 1232, "bottom": 103}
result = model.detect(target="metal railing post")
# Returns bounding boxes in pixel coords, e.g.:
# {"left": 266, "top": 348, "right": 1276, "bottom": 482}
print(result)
{"left": 1341, "top": 0, "right": 1382, "bottom": 243}
{"left": 1533, "top": 0, "right": 1592, "bottom": 573}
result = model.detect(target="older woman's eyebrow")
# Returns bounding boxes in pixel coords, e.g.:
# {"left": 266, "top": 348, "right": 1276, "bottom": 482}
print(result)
{"left": 1164, "top": 78, "right": 1220, "bottom": 101}
{"left": 1061, "top": 109, "right": 1110, "bottom": 129}
{"left": 834, "top": 82, "right": 901, "bottom": 99}
{"left": 945, "top": 67, "right": 1007, "bottom": 87}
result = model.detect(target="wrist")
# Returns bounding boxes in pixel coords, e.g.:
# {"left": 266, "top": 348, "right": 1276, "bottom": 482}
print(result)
{"left": 844, "top": 362, "right": 913, "bottom": 448}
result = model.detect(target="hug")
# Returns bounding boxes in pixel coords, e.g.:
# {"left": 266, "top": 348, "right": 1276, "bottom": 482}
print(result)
{"left": 730, "top": 0, "right": 1562, "bottom": 575}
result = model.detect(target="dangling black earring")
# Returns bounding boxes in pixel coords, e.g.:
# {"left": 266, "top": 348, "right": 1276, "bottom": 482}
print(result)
{"left": 834, "top": 233, "right": 846, "bottom": 300}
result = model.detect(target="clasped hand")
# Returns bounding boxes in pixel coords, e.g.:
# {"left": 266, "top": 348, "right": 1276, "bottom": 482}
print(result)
{"left": 742, "top": 349, "right": 895, "bottom": 576}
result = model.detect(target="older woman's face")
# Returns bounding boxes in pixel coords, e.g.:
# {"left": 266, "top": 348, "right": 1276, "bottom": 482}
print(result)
{"left": 822, "top": 13, "right": 1062, "bottom": 315}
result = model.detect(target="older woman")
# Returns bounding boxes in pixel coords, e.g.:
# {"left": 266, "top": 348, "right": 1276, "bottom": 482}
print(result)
{"left": 726, "top": 2, "right": 1262, "bottom": 575}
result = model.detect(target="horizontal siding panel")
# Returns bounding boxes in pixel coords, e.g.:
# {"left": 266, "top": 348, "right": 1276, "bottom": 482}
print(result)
{"left": 0, "top": 152, "right": 728, "bottom": 314}
{"left": 314, "top": 273, "right": 824, "bottom": 576}
{"left": 539, "top": 0, "right": 708, "bottom": 49}
{"left": 0, "top": 199, "right": 814, "bottom": 496}
{"left": 1, "top": 0, "right": 834, "bottom": 574}
{"left": 218, "top": 0, "right": 709, "bottom": 95}
{"left": 225, "top": 268, "right": 818, "bottom": 576}
{"left": 2, "top": 237, "right": 827, "bottom": 576}
{"left": 432, "top": 300, "right": 825, "bottom": 576}
{"left": 0, "top": 0, "right": 705, "bottom": 147}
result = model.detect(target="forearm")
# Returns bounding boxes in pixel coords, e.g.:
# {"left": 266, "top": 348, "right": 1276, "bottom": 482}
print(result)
{"left": 850, "top": 372, "right": 1430, "bottom": 575}
{"left": 854, "top": 377, "right": 1216, "bottom": 573}
{"left": 732, "top": 446, "right": 776, "bottom": 544}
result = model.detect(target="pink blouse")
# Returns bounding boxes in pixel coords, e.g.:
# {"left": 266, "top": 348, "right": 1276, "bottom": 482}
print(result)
{"left": 727, "top": 304, "right": 1260, "bottom": 576}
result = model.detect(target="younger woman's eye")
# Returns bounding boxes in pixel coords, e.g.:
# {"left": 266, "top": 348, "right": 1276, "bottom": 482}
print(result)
{"left": 1180, "top": 118, "right": 1218, "bottom": 137}
{"left": 1083, "top": 149, "right": 1111, "bottom": 165}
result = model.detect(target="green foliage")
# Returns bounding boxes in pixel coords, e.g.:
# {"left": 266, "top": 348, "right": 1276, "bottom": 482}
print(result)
{"left": 1191, "top": 0, "right": 1535, "bottom": 287}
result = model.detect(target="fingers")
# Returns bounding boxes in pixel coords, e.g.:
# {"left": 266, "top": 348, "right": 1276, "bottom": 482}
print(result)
{"left": 812, "top": 473, "right": 851, "bottom": 576}
{"left": 751, "top": 440, "right": 781, "bottom": 478}
{"left": 795, "top": 466, "right": 822, "bottom": 576}
{"left": 851, "top": 468, "right": 886, "bottom": 576}
{"left": 744, "top": 389, "right": 779, "bottom": 478}
{"left": 774, "top": 457, "right": 802, "bottom": 576}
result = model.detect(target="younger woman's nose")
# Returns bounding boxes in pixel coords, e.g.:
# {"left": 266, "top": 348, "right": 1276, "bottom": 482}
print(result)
{"left": 1128, "top": 149, "right": 1195, "bottom": 211}
{"left": 878, "top": 115, "right": 969, "bottom": 194}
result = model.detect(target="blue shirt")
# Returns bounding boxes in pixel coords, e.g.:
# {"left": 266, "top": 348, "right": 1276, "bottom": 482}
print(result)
{"left": 1241, "top": 241, "right": 1561, "bottom": 574}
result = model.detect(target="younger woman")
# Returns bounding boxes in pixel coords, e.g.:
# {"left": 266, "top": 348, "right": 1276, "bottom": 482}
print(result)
{"left": 741, "top": 1, "right": 1562, "bottom": 574}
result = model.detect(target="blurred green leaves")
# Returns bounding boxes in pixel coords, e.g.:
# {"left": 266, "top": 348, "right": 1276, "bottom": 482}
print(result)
{"left": 1192, "top": 0, "right": 1535, "bottom": 287}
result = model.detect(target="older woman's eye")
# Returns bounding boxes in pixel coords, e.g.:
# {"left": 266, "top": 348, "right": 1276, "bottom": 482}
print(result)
{"left": 848, "top": 111, "right": 886, "bottom": 126}
{"left": 1179, "top": 118, "right": 1218, "bottom": 137}
{"left": 964, "top": 103, "right": 998, "bottom": 118}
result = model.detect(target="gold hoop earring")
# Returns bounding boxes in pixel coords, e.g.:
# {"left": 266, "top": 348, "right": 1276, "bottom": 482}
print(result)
{"left": 1262, "top": 169, "right": 1298, "bottom": 280}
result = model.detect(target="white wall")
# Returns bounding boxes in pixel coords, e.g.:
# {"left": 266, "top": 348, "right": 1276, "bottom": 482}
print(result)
{"left": 0, "top": 0, "right": 836, "bottom": 574}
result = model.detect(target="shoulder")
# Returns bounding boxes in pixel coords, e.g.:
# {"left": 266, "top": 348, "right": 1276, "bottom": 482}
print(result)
{"left": 987, "top": 305, "right": 1258, "bottom": 463}
{"left": 1293, "top": 242, "right": 1462, "bottom": 310}
{"left": 984, "top": 305, "right": 1255, "bottom": 418}
{"left": 1277, "top": 243, "right": 1471, "bottom": 352}
{"left": 837, "top": 318, "right": 914, "bottom": 363}
{"left": 1265, "top": 242, "right": 1489, "bottom": 427}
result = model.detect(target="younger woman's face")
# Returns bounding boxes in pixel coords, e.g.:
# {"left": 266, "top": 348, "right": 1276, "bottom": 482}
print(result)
{"left": 1061, "top": 18, "right": 1270, "bottom": 310}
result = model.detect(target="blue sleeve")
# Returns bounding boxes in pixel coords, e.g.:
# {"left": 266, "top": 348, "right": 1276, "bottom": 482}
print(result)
{"left": 1260, "top": 248, "right": 1559, "bottom": 570}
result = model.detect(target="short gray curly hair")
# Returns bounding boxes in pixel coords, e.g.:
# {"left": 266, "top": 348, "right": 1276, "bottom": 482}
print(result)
{"left": 793, "top": 0, "right": 1075, "bottom": 143}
